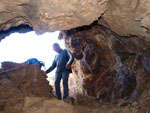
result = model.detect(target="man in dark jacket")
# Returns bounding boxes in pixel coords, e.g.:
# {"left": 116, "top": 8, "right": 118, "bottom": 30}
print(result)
{"left": 46, "top": 43, "right": 74, "bottom": 100}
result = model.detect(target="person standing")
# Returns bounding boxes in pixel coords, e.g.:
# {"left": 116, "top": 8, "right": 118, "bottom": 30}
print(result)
{"left": 46, "top": 43, "right": 74, "bottom": 100}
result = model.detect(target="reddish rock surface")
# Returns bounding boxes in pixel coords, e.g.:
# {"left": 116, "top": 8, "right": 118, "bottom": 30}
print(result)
{"left": 61, "top": 24, "right": 150, "bottom": 105}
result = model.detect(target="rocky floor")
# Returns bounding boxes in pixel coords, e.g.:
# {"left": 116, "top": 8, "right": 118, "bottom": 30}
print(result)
{"left": 23, "top": 96, "right": 150, "bottom": 113}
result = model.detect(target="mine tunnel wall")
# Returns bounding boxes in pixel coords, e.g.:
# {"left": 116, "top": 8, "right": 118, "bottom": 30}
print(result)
{"left": 62, "top": 24, "right": 150, "bottom": 103}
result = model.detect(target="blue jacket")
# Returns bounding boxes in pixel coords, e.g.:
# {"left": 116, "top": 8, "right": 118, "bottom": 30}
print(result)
{"left": 46, "top": 49, "right": 74, "bottom": 73}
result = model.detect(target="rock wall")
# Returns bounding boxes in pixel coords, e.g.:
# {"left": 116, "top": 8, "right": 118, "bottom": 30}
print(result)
{"left": 0, "top": 62, "right": 53, "bottom": 113}
{"left": 103, "top": 0, "right": 150, "bottom": 41}
{"left": 61, "top": 23, "right": 150, "bottom": 104}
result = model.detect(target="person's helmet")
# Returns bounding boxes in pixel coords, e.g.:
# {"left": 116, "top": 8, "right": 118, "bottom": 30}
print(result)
{"left": 27, "top": 58, "right": 39, "bottom": 64}
{"left": 27, "top": 58, "right": 45, "bottom": 68}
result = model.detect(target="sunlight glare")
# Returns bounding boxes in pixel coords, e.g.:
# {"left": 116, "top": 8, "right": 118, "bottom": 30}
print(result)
{"left": 0, "top": 31, "right": 65, "bottom": 69}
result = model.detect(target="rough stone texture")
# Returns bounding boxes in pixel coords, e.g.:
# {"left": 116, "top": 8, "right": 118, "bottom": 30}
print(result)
{"left": 1, "top": 0, "right": 150, "bottom": 41}
{"left": 24, "top": 97, "right": 75, "bottom": 113}
{"left": 0, "top": 0, "right": 107, "bottom": 34}
{"left": 62, "top": 24, "right": 119, "bottom": 99}
{"left": 103, "top": 0, "right": 150, "bottom": 41}
{"left": 22, "top": 97, "right": 150, "bottom": 113}
{"left": 61, "top": 23, "right": 150, "bottom": 105}
{"left": 0, "top": 62, "right": 53, "bottom": 113}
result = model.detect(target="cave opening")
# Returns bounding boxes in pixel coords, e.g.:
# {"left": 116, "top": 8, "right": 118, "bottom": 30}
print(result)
{"left": 0, "top": 24, "right": 65, "bottom": 65}
{"left": 0, "top": 24, "right": 66, "bottom": 87}
{"left": 0, "top": 24, "right": 139, "bottom": 102}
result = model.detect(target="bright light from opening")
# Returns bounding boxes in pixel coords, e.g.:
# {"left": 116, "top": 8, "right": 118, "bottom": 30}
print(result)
{"left": 0, "top": 31, "right": 65, "bottom": 69}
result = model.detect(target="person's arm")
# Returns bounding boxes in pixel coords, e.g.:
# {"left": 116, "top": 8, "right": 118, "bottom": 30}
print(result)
{"left": 45, "top": 58, "right": 56, "bottom": 74}
{"left": 65, "top": 49, "right": 74, "bottom": 69}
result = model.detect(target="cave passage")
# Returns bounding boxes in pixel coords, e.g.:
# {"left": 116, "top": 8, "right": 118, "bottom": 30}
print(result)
{"left": 0, "top": 25, "right": 65, "bottom": 86}
{"left": 0, "top": 25, "right": 64, "bottom": 68}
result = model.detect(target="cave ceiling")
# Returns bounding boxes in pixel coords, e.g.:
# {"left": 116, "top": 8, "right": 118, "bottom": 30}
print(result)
{"left": 0, "top": 0, "right": 150, "bottom": 42}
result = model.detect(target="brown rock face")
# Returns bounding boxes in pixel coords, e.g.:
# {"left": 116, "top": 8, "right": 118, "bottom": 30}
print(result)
{"left": 0, "top": 0, "right": 107, "bottom": 34}
{"left": 0, "top": 62, "right": 53, "bottom": 113}
{"left": 61, "top": 23, "right": 150, "bottom": 104}
{"left": 103, "top": 0, "right": 150, "bottom": 41}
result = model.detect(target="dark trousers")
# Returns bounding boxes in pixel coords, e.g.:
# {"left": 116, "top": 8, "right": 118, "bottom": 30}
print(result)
{"left": 55, "top": 71, "right": 69, "bottom": 100}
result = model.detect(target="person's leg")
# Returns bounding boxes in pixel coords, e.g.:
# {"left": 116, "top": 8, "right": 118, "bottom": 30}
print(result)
{"left": 62, "top": 71, "right": 69, "bottom": 99}
{"left": 55, "top": 72, "right": 62, "bottom": 100}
